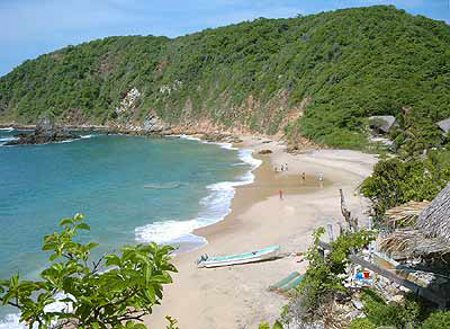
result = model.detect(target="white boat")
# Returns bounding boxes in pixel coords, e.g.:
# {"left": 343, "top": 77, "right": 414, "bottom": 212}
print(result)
{"left": 197, "top": 245, "right": 280, "bottom": 268}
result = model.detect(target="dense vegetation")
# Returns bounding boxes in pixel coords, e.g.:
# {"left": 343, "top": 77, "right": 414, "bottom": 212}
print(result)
{"left": 1, "top": 5, "right": 449, "bottom": 148}
{"left": 361, "top": 149, "right": 450, "bottom": 219}
{"left": 0, "top": 214, "right": 177, "bottom": 329}
{"left": 279, "top": 228, "right": 374, "bottom": 327}
{"left": 348, "top": 290, "right": 450, "bottom": 329}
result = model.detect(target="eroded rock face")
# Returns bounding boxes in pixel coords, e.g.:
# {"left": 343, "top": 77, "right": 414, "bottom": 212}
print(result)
{"left": 115, "top": 88, "right": 141, "bottom": 115}
{"left": 142, "top": 114, "right": 169, "bottom": 133}
{"left": 5, "top": 118, "right": 80, "bottom": 145}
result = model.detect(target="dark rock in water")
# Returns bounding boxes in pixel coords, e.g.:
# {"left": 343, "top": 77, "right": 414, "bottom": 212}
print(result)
{"left": 5, "top": 118, "right": 80, "bottom": 145}
{"left": 258, "top": 149, "right": 273, "bottom": 155}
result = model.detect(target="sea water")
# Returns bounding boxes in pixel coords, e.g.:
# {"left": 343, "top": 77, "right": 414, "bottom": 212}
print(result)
{"left": 0, "top": 128, "right": 261, "bottom": 327}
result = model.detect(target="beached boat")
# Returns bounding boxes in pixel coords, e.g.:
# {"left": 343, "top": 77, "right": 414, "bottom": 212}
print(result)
{"left": 197, "top": 245, "right": 280, "bottom": 268}
{"left": 269, "top": 271, "right": 304, "bottom": 292}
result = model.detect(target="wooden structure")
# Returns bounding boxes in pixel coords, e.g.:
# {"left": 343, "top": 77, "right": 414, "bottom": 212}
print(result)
{"left": 318, "top": 241, "right": 450, "bottom": 308}
{"left": 369, "top": 115, "right": 396, "bottom": 134}
{"left": 436, "top": 117, "right": 450, "bottom": 135}
{"left": 380, "top": 183, "right": 450, "bottom": 261}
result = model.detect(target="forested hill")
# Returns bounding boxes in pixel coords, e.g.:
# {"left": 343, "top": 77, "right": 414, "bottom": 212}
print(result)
{"left": 1, "top": 5, "right": 449, "bottom": 148}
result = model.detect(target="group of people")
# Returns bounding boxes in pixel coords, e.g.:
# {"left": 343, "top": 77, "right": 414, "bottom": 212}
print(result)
{"left": 276, "top": 167, "right": 325, "bottom": 200}
{"left": 274, "top": 163, "right": 289, "bottom": 172}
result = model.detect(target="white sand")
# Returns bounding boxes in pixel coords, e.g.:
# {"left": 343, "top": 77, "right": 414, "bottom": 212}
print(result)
{"left": 145, "top": 136, "right": 378, "bottom": 329}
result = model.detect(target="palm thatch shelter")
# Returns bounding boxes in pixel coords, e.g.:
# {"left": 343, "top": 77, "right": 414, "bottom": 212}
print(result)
{"left": 380, "top": 183, "right": 450, "bottom": 262}
{"left": 385, "top": 201, "right": 430, "bottom": 228}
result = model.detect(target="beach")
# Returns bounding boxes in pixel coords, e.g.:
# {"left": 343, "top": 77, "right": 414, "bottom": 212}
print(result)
{"left": 146, "top": 136, "right": 378, "bottom": 329}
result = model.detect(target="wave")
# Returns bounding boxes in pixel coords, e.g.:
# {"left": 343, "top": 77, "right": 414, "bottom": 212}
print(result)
{"left": 0, "top": 134, "right": 95, "bottom": 147}
{"left": 0, "top": 137, "right": 18, "bottom": 142}
{"left": 0, "top": 127, "right": 14, "bottom": 132}
{"left": 135, "top": 137, "right": 262, "bottom": 247}
{"left": 177, "top": 134, "right": 202, "bottom": 142}
{"left": 55, "top": 134, "right": 95, "bottom": 144}
{"left": 135, "top": 219, "right": 206, "bottom": 245}
{"left": 0, "top": 136, "right": 19, "bottom": 146}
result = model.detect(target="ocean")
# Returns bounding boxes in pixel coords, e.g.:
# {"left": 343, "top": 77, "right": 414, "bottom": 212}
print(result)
{"left": 0, "top": 128, "right": 260, "bottom": 328}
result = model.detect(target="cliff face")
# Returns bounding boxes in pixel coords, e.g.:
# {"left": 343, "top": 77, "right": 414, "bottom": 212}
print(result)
{"left": 1, "top": 5, "right": 449, "bottom": 148}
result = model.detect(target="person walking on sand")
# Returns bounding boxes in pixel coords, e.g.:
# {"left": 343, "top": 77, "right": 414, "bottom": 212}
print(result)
{"left": 285, "top": 163, "right": 288, "bottom": 171}
{"left": 279, "top": 189, "right": 283, "bottom": 200}
{"left": 302, "top": 172, "right": 306, "bottom": 181}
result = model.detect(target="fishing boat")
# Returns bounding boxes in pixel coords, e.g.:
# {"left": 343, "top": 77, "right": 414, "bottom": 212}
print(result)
{"left": 197, "top": 245, "right": 280, "bottom": 268}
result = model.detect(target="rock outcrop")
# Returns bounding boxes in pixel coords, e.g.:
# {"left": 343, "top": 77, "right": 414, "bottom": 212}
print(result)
{"left": 5, "top": 117, "right": 80, "bottom": 145}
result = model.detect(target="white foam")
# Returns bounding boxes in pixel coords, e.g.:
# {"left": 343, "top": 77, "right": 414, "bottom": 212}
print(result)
{"left": 0, "top": 127, "right": 14, "bottom": 132}
{"left": 135, "top": 138, "right": 262, "bottom": 247}
{"left": 0, "top": 136, "right": 18, "bottom": 142}
{"left": 56, "top": 134, "right": 94, "bottom": 144}
{"left": 0, "top": 136, "right": 19, "bottom": 146}
{"left": 178, "top": 134, "right": 202, "bottom": 142}
{"left": 0, "top": 313, "right": 26, "bottom": 329}
{"left": 135, "top": 219, "right": 206, "bottom": 245}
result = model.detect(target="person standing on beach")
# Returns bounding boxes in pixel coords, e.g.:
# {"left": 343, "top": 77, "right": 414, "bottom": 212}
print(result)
{"left": 302, "top": 172, "right": 306, "bottom": 181}
{"left": 279, "top": 189, "right": 283, "bottom": 200}
{"left": 285, "top": 163, "right": 288, "bottom": 171}
{"left": 319, "top": 172, "right": 324, "bottom": 181}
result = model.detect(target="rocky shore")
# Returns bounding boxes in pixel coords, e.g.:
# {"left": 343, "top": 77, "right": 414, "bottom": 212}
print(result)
{"left": 4, "top": 118, "right": 81, "bottom": 145}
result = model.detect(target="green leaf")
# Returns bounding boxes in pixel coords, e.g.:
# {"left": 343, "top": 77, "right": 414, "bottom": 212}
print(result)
{"left": 76, "top": 223, "right": 91, "bottom": 231}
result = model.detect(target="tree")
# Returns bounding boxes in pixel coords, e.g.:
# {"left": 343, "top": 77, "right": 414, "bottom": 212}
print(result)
{"left": 421, "top": 311, "right": 450, "bottom": 329}
{"left": 0, "top": 214, "right": 177, "bottom": 329}
{"left": 282, "top": 228, "right": 374, "bottom": 327}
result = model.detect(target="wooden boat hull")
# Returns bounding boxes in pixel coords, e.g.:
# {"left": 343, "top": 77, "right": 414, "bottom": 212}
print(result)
{"left": 197, "top": 245, "right": 280, "bottom": 268}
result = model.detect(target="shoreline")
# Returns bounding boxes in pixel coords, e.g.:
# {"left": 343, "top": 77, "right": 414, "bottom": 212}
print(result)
{"left": 146, "top": 135, "right": 378, "bottom": 329}
{"left": 0, "top": 128, "right": 378, "bottom": 328}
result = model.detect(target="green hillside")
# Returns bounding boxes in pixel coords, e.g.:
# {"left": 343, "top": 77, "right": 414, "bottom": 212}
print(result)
{"left": 0, "top": 5, "right": 449, "bottom": 148}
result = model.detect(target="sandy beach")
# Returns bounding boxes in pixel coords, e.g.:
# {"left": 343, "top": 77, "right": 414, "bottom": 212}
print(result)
{"left": 146, "top": 136, "right": 378, "bottom": 329}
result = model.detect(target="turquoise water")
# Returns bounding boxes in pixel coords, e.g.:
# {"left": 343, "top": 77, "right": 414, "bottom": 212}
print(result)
{"left": 0, "top": 129, "right": 258, "bottom": 327}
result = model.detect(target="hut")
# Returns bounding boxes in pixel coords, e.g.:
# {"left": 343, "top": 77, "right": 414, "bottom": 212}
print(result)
{"left": 436, "top": 117, "right": 450, "bottom": 135}
{"left": 380, "top": 183, "right": 450, "bottom": 262}
{"left": 369, "top": 115, "right": 396, "bottom": 134}
{"left": 376, "top": 184, "right": 450, "bottom": 307}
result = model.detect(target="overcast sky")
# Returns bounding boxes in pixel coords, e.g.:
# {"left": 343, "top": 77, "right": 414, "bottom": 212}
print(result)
{"left": 0, "top": 0, "right": 449, "bottom": 76}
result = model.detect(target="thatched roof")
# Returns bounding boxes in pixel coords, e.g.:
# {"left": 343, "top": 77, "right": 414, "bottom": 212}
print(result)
{"left": 379, "top": 229, "right": 450, "bottom": 260}
{"left": 436, "top": 117, "right": 450, "bottom": 134}
{"left": 417, "top": 183, "right": 450, "bottom": 242}
{"left": 380, "top": 183, "right": 450, "bottom": 259}
{"left": 369, "top": 115, "right": 396, "bottom": 133}
{"left": 385, "top": 201, "right": 429, "bottom": 227}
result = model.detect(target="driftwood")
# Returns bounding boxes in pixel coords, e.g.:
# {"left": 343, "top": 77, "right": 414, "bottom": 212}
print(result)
{"left": 339, "top": 189, "right": 358, "bottom": 232}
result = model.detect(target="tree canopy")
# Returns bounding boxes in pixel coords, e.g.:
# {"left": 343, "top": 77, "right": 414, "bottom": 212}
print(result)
{"left": 0, "top": 214, "right": 177, "bottom": 329}
{"left": 1, "top": 5, "right": 449, "bottom": 149}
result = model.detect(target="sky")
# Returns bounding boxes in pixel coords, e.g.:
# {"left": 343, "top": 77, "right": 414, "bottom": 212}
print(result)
{"left": 0, "top": 0, "right": 449, "bottom": 76}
